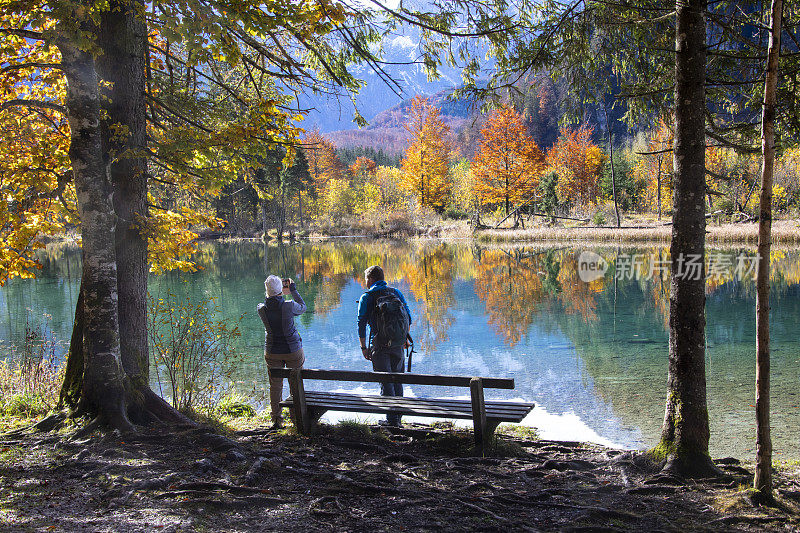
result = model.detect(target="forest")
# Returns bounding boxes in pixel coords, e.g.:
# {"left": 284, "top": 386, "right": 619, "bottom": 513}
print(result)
{"left": 1, "top": 0, "right": 800, "bottom": 529}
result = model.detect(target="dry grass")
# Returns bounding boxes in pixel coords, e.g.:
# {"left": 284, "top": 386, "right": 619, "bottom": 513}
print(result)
{"left": 473, "top": 219, "right": 800, "bottom": 245}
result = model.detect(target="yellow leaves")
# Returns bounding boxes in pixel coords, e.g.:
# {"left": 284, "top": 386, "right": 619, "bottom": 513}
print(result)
{"left": 141, "top": 203, "right": 223, "bottom": 275}
{"left": 400, "top": 96, "right": 452, "bottom": 211}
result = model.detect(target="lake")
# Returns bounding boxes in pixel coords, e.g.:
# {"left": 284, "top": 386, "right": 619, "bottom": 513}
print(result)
{"left": 2, "top": 240, "right": 799, "bottom": 461}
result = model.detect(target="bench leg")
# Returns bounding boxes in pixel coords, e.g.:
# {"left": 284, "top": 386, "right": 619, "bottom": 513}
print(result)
{"left": 470, "top": 377, "right": 487, "bottom": 448}
{"left": 288, "top": 368, "right": 310, "bottom": 435}
{"left": 485, "top": 421, "right": 501, "bottom": 443}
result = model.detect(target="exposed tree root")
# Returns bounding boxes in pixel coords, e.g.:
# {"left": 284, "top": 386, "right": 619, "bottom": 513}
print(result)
{"left": 662, "top": 453, "right": 724, "bottom": 479}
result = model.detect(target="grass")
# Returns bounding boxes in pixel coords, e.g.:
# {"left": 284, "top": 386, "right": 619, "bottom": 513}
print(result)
{"left": 497, "top": 424, "right": 539, "bottom": 440}
{"left": 473, "top": 218, "right": 800, "bottom": 245}
{"left": 0, "top": 330, "right": 64, "bottom": 431}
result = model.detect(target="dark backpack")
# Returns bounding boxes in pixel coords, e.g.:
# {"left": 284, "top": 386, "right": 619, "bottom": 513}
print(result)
{"left": 372, "top": 288, "right": 410, "bottom": 348}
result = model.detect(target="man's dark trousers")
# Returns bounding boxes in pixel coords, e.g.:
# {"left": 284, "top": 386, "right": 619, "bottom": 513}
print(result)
{"left": 371, "top": 345, "right": 405, "bottom": 425}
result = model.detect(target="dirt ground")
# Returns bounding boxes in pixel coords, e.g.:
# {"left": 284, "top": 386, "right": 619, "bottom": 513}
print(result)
{"left": 1, "top": 421, "right": 799, "bottom": 532}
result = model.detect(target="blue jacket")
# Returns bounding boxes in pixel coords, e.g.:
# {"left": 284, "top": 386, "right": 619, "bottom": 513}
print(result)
{"left": 257, "top": 284, "right": 306, "bottom": 354}
{"left": 357, "top": 280, "right": 412, "bottom": 342}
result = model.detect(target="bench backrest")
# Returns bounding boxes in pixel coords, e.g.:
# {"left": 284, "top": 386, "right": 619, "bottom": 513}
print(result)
{"left": 268, "top": 368, "right": 514, "bottom": 389}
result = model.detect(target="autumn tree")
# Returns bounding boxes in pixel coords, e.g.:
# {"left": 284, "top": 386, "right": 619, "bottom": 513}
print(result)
{"left": 284, "top": 148, "right": 312, "bottom": 229}
{"left": 473, "top": 105, "right": 546, "bottom": 216}
{"left": 401, "top": 96, "right": 452, "bottom": 212}
{"left": 546, "top": 126, "right": 605, "bottom": 208}
{"left": 450, "top": 159, "right": 480, "bottom": 221}
{"left": 349, "top": 156, "right": 377, "bottom": 184}
{"left": 635, "top": 119, "right": 674, "bottom": 218}
{"left": 1, "top": 0, "right": 389, "bottom": 432}
{"left": 304, "top": 129, "right": 345, "bottom": 200}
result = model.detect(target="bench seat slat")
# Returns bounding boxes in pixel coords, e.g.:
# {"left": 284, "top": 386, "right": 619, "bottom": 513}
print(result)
{"left": 280, "top": 392, "right": 534, "bottom": 423}
{"left": 302, "top": 391, "right": 534, "bottom": 416}
{"left": 268, "top": 368, "right": 515, "bottom": 389}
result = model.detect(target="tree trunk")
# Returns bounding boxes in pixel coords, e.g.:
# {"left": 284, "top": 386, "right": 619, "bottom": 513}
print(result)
{"left": 754, "top": 0, "right": 782, "bottom": 503}
{"left": 657, "top": 159, "right": 663, "bottom": 221}
{"left": 603, "top": 102, "right": 621, "bottom": 227}
{"left": 298, "top": 189, "right": 303, "bottom": 229}
{"left": 58, "top": 280, "right": 85, "bottom": 409}
{"left": 656, "top": 0, "right": 717, "bottom": 477}
{"left": 58, "top": 4, "right": 192, "bottom": 430}
{"left": 96, "top": 0, "right": 149, "bottom": 387}
{"left": 262, "top": 201, "right": 268, "bottom": 239}
{"left": 59, "top": 35, "right": 133, "bottom": 431}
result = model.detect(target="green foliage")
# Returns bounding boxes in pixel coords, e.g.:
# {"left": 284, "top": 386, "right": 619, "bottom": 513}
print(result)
{"left": 536, "top": 171, "right": 560, "bottom": 220}
{"left": 330, "top": 418, "right": 375, "bottom": 441}
{"left": 214, "top": 391, "right": 257, "bottom": 419}
{"left": 148, "top": 291, "right": 244, "bottom": 413}
{"left": 337, "top": 146, "right": 401, "bottom": 168}
{"left": 601, "top": 149, "right": 641, "bottom": 212}
{"left": 442, "top": 204, "right": 468, "bottom": 220}
{"left": 591, "top": 211, "right": 607, "bottom": 226}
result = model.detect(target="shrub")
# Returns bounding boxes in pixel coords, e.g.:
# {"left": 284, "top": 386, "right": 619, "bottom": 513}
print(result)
{"left": 591, "top": 210, "right": 607, "bottom": 226}
{"left": 148, "top": 292, "right": 244, "bottom": 414}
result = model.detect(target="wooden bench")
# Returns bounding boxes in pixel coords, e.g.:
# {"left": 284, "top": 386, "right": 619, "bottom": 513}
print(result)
{"left": 268, "top": 368, "right": 535, "bottom": 447}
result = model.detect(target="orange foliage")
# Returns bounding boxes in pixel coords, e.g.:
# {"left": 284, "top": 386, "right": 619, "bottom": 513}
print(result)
{"left": 473, "top": 105, "right": 546, "bottom": 214}
{"left": 400, "top": 96, "right": 452, "bottom": 211}
{"left": 635, "top": 118, "right": 674, "bottom": 215}
{"left": 349, "top": 156, "right": 377, "bottom": 183}
{"left": 546, "top": 125, "right": 605, "bottom": 206}
{"left": 304, "top": 129, "right": 345, "bottom": 194}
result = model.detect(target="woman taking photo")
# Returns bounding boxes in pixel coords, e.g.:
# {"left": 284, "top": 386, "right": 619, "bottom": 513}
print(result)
{"left": 257, "top": 275, "right": 306, "bottom": 429}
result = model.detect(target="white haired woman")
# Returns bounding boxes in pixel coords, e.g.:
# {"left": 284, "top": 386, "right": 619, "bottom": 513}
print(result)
{"left": 257, "top": 275, "right": 306, "bottom": 429}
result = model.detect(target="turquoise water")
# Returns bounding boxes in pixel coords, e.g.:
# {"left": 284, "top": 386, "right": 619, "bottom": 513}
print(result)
{"left": 2, "top": 240, "right": 799, "bottom": 461}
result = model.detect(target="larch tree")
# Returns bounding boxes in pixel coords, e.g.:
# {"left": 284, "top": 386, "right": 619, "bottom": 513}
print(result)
{"left": 545, "top": 126, "right": 605, "bottom": 208}
{"left": 472, "top": 104, "right": 546, "bottom": 217}
{"left": 401, "top": 96, "right": 452, "bottom": 212}
{"left": 303, "top": 129, "right": 345, "bottom": 202}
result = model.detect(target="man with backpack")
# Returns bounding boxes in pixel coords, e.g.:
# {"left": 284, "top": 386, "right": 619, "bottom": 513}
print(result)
{"left": 357, "top": 265, "right": 412, "bottom": 427}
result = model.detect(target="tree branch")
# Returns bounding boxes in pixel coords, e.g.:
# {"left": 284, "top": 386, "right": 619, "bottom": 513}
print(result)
{"left": 0, "top": 99, "right": 65, "bottom": 114}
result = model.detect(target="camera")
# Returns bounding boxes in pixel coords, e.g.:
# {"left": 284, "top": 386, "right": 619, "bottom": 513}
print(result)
{"left": 282, "top": 278, "right": 290, "bottom": 288}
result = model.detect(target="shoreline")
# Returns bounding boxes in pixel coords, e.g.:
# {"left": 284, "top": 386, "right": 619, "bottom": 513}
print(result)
{"left": 197, "top": 219, "right": 800, "bottom": 247}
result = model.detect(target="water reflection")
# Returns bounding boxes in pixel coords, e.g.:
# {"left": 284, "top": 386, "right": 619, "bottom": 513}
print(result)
{"left": 2, "top": 240, "right": 800, "bottom": 460}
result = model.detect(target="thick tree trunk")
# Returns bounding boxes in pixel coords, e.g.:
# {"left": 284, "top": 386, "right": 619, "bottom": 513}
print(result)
{"left": 656, "top": 0, "right": 717, "bottom": 477}
{"left": 754, "top": 0, "right": 782, "bottom": 503}
{"left": 60, "top": 37, "right": 133, "bottom": 431}
{"left": 58, "top": 4, "right": 191, "bottom": 430}
{"left": 96, "top": 1, "right": 149, "bottom": 387}
{"left": 59, "top": 280, "right": 85, "bottom": 409}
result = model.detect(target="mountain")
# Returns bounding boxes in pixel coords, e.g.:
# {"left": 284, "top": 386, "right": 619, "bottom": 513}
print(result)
{"left": 302, "top": 27, "right": 475, "bottom": 133}
{"left": 325, "top": 86, "right": 480, "bottom": 155}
